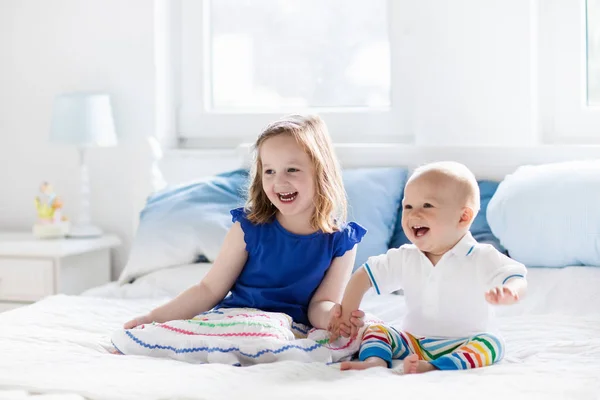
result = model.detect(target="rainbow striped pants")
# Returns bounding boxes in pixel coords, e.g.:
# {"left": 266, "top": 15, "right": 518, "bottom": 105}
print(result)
{"left": 358, "top": 324, "right": 504, "bottom": 370}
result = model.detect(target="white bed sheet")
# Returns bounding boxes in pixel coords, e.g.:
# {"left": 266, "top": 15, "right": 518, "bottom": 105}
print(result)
{"left": 1, "top": 266, "right": 600, "bottom": 400}
{"left": 85, "top": 262, "right": 600, "bottom": 317}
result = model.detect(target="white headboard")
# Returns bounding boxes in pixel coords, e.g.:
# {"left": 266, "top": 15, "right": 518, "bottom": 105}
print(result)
{"left": 142, "top": 143, "right": 600, "bottom": 231}
{"left": 236, "top": 144, "right": 600, "bottom": 181}
{"left": 158, "top": 144, "right": 600, "bottom": 191}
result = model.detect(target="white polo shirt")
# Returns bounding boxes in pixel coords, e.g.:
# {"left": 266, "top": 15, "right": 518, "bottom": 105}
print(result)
{"left": 363, "top": 232, "right": 527, "bottom": 338}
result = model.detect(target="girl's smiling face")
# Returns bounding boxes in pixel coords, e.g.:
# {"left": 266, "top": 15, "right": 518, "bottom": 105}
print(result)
{"left": 260, "top": 134, "right": 316, "bottom": 224}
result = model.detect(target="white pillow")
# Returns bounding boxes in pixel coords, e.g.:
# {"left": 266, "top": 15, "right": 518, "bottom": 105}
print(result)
{"left": 85, "top": 263, "right": 213, "bottom": 299}
{"left": 487, "top": 160, "right": 600, "bottom": 267}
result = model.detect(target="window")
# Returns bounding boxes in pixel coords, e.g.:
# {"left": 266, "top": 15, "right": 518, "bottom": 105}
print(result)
{"left": 172, "top": 1, "right": 600, "bottom": 147}
{"left": 209, "top": 0, "right": 389, "bottom": 110}
{"left": 177, "top": 0, "right": 408, "bottom": 146}
{"left": 588, "top": 0, "right": 600, "bottom": 105}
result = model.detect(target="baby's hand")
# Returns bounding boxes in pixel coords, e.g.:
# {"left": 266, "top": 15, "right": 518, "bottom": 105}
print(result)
{"left": 327, "top": 304, "right": 365, "bottom": 341}
{"left": 485, "top": 286, "right": 519, "bottom": 305}
{"left": 124, "top": 314, "right": 153, "bottom": 329}
{"left": 346, "top": 309, "right": 365, "bottom": 339}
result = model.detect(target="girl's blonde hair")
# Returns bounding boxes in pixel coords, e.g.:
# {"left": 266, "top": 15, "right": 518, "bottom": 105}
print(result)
{"left": 245, "top": 114, "right": 347, "bottom": 233}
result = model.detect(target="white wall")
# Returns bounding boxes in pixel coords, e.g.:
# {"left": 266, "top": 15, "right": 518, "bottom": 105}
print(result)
{"left": 0, "top": 0, "right": 547, "bottom": 278}
{"left": 0, "top": 0, "right": 156, "bottom": 278}
{"left": 398, "top": 0, "right": 538, "bottom": 145}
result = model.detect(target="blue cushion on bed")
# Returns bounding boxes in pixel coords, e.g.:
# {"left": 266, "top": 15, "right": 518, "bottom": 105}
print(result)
{"left": 487, "top": 160, "right": 600, "bottom": 267}
{"left": 471, "top": 181, "right": 506, "bottom": 253}
{"left": 343, "top": 168, "right": 408, "bottom": 270}
{"left": 389, "top": 180, "right": 506, "bottom": 253}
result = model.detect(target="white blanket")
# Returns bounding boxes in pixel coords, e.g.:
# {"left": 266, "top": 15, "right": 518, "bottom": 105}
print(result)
{"left": 3, "top": 266, "right": 600, "bottom": 399}
{"left": 111, "top": 307, "right": 379, "bottom": 365}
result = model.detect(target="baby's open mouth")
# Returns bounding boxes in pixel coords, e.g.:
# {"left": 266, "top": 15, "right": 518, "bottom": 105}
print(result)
{"left": 412, "top": 225, "right": 430, "bottom": 237}
{"left": 278, "top": 192, "right": 298, "bottom": 202}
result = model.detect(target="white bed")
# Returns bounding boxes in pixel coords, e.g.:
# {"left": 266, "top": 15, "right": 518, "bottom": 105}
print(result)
{"left": 3, "top": 145, "right": 600, "bottom": 399}
{"left": 1, "top": 263, "right": 600, "bottom": 400}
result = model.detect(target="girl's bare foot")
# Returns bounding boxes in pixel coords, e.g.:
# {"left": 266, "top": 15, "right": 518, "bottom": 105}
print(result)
{"left": 340, "top": 356, "right": 387, "bottom": 370}
{"left": 109, "top": 347, "right": 123, "bottom": 355}
{"left": 403, "top": 354, "right": 436, "bottom": 374}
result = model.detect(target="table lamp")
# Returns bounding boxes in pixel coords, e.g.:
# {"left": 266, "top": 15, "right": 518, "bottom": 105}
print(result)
{"left": 49, "top": 92, "right": 117, "bottom": 237}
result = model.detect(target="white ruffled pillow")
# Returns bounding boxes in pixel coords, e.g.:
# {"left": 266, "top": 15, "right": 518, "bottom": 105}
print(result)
{"left": 117, "top": 170, "right": 247, "bottom": 284}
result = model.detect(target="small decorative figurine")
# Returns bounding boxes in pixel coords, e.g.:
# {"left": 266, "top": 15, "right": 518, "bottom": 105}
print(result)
{"left": 33, "top": 182, "right": 70, "bottom": 239}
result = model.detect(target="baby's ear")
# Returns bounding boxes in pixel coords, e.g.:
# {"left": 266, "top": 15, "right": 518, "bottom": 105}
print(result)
{"left": 459, "top": 207, "right": 475, "bottom": 226}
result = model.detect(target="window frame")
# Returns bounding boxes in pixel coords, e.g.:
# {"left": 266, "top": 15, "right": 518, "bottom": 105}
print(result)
{"left": 539, "top": 0, "right": 600, "bottom": 143}
{"left": 175, "top": 0, "right": 410, "bottom": 146}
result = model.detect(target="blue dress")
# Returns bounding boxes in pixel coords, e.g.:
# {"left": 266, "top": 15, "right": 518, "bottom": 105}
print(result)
{"left": 217, "top": 207, "right": 366, "bottom": 326}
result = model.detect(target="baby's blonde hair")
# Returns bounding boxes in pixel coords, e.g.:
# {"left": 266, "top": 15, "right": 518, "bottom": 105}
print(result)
{"left": 410, "top": 161, "right": 480, "bottom": 213}
{"left": 245, "top": 114, "right": 347, "bottom": 233}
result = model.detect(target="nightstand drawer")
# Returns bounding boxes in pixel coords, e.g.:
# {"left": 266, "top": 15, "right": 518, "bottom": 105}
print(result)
{"left": 0, "top": 259, "right": 54, "bottom": 301}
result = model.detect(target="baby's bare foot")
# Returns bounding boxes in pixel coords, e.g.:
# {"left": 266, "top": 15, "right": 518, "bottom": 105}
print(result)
{"left": 340, "top": 357, "right": 387, "bottom": 371}
{"left": 403, "top": 354, "right": 419, "bottom": 374}
{"left": 403, "top": 354, "right": 437, "bottom": 374}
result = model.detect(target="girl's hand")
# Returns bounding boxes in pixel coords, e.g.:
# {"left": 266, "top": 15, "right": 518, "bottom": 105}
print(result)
{"left": 327, "top": 304, "right": 345, "bottom": 341}
{"left": 124, "top": 314, "right": 154, "bottom": 329}
{"left": 485, "top": 286, "right": 519, "bottom": 305}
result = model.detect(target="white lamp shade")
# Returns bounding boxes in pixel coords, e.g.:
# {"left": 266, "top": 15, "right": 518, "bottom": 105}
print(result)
{"left": 50, "top": 92, "right": 117, "bottom": 147}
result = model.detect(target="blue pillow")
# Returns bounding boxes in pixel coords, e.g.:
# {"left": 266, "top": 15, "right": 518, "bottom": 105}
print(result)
{"left": 487, "top": 161, "right": 600, "bottom": 267}
{"left": 118, "top": 169, "right": 248, "bottom": 284}
{"left": 389, "top": 180, "right": 505, "bottom": 253}
{"left": 344, "top": 168, "right": 408, "bottom": 270}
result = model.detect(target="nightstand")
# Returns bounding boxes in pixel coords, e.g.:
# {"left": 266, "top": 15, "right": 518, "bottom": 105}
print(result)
{"left": 0, "top": 233, "right": 121, "bottom": 312}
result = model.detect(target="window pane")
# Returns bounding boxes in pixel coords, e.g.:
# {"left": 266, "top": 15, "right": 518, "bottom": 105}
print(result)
{"left": 208, "top": 0, "right": 390, "bottom": 110}
{"left": 588, "top": 0, "right": 600, "bottom": 106}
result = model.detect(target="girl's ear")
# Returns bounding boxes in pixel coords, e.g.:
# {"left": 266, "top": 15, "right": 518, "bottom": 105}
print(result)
{"left": 459, "top": 207, "right": 474, "bottom": 227}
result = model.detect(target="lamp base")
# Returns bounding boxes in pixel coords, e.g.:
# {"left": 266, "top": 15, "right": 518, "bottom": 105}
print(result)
{"left": 68, "top": 224, "right": 103, "bottom": 238}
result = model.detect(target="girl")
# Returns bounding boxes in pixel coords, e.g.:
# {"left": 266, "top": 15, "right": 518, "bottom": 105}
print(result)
{"left": 124, "top": 114, "right": 366, "bottom": 332}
